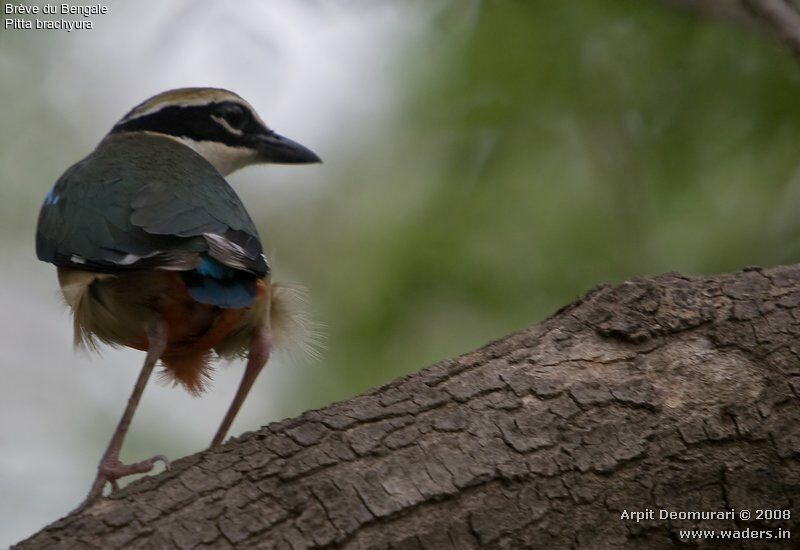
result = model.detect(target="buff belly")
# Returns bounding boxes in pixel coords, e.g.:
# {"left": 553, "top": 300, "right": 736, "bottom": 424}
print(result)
{"left": 57, "top": 267, "right": 271, "bottom": 394}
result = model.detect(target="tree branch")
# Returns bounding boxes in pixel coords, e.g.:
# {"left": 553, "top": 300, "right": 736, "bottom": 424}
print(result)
{"left": 16, "top": 266, "right": 800, "bottom": 548}
{"left": 659, "top": 0, "right": 753, "bottom": 23}
{"left": 743, "top": 0, "right": 800, "bottom": 57}
{"left": 653, "top": 0, "right": 800, "bottom": 59}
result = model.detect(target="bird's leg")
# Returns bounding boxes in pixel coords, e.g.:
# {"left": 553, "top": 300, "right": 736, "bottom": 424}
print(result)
{"left": 210, "top": 326, "right": 272, "bottom": 447}
{"left": 74, "top": 319, "right": 169, "bottom": 512}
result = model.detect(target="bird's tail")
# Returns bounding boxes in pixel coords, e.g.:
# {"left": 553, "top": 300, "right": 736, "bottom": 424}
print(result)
{"left": 269, "top": 283, "right": 324, "bottom": 361}
{"left": 212, "top": 280, "right": 323, "bottom": 364}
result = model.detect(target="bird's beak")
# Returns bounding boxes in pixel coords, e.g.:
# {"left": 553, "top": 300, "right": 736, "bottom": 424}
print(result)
{"left": 255, "top": 131, "right": 321, "bottom": 164}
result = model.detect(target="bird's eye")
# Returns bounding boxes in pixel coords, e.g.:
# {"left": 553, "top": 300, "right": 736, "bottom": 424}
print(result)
{"left": 217, "top": 104, "right": 248, "bottom": 130}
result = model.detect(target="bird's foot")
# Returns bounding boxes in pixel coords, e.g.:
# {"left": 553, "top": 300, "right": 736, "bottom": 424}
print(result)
{"left": 73, "top": 454, "right": 169, "bottom": 513}
{"left": 100, "top": 454, "right": 170, "bottom": 489}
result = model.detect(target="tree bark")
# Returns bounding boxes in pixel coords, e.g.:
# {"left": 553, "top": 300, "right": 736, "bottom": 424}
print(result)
{"left": 16, "top": 267, "right": 800, "bottom": 549}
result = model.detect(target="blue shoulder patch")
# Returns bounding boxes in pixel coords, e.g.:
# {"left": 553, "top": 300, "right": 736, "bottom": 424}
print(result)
{"left": 43, "top": 183, "right": 60, "bottom": 206}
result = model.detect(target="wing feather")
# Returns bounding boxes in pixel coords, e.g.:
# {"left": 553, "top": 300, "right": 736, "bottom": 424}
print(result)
{"left": 36, "top": 133, "right": 268, "bottom": 276}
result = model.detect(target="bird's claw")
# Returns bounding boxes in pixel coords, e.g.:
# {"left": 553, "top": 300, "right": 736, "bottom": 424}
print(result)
{"left": 99, "top": 453, "right": 168, "bottom": 481}
{"left": 73, "top": 453, "right": 169, "bottom": 512}
{"left": 153, "top": 454, "right": 170, "bottom": 471}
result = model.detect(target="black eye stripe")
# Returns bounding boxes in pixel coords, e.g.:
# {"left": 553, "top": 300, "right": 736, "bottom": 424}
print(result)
{"left": 111, "top": 102, "right": 262, "bottom": 146}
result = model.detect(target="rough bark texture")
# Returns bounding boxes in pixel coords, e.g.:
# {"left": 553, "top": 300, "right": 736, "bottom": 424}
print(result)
{"left": 16, "top": 267, "right": 800, "bottom": 549}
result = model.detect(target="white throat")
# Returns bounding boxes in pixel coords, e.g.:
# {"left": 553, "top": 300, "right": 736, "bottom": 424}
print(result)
{"left": 175, "top": 137, "right": 258, "bottom": 176}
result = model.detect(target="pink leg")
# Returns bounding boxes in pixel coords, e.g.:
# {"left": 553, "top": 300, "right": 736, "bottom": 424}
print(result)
{"left": 210, "top": 326, "right": 272, "bottom": 447}
{"left": 74, "top": 320, "right": 170, "bottom": 512}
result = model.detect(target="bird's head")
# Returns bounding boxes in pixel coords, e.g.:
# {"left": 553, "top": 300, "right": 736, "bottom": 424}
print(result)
{"left": 110, "top": 87, "right": 321, "bottom": 176}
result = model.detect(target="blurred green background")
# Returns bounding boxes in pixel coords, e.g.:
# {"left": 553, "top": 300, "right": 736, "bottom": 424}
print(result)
{"left": 2, "top": 0, "right": 800, "bottom": 544}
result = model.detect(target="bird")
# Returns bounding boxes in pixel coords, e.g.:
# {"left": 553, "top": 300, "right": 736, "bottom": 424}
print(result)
{"left": 35, "top": 87, "right": 321, "bottom": 510}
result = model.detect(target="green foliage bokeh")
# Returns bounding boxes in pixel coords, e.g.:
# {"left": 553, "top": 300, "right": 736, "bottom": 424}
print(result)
{"left": 3, "top": 0, "right": 800, "bottom": 421}
{"left": 271, "top": 1, "right": 800, "bottom": 410}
